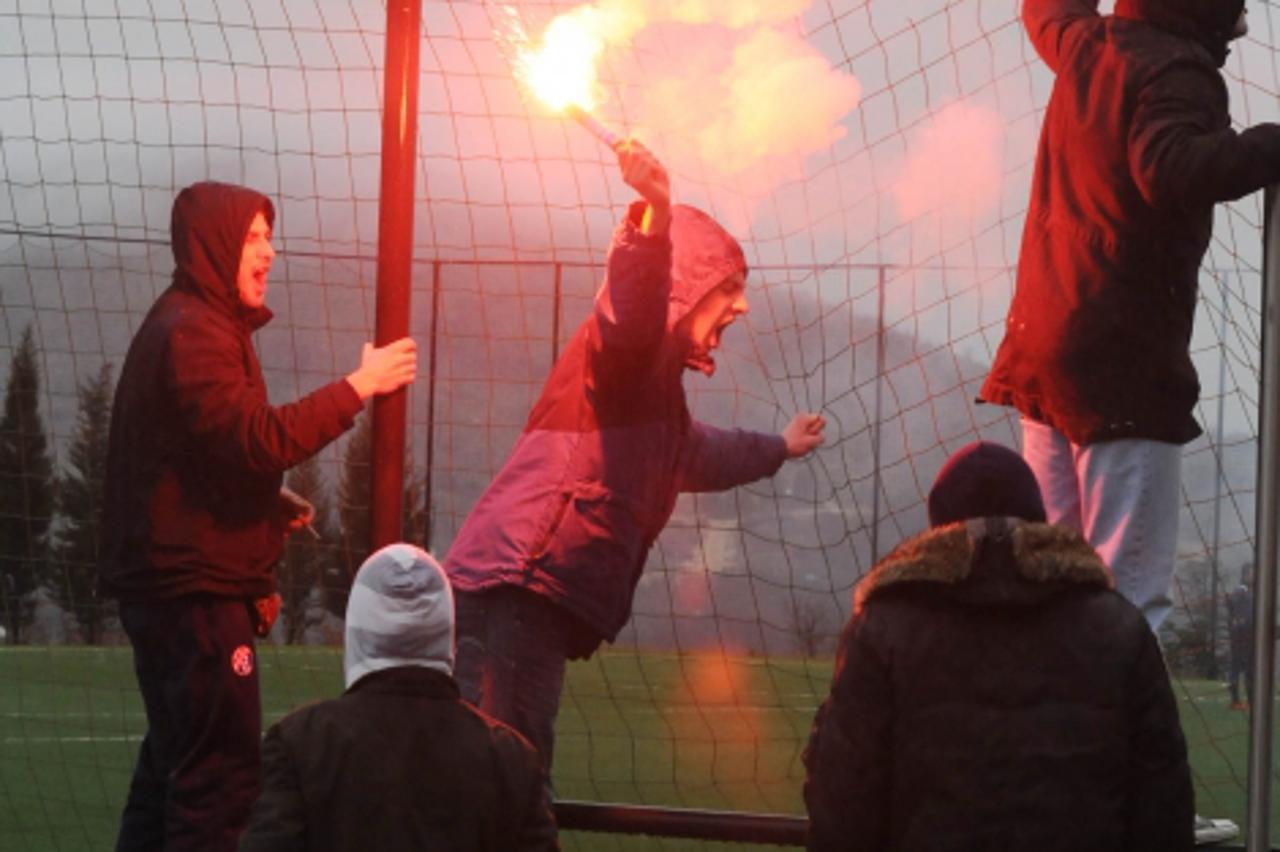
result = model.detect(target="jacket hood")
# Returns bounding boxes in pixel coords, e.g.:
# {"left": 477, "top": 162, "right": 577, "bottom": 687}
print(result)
{"left": 344, "top": 543, "right": 455, "bottom": 689}
{"left": 667, "top": 204, "right": 747, "bottom": 321}
{"left": 627, "top": 202, "right": 746, "bottom": 375}
{"left": 1115, "top": 0, "right": 1246, "bottom": 65}
{"left": 170, "top": 180, "right": 275, "bottom": 322}
{"left": 854, "top": 517, "right": 1112, "bottom": 615}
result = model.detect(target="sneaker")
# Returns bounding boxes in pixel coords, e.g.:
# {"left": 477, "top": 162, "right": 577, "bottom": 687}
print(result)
{"left": 1194, "top": 815, "right": 1240, "bottom": 845}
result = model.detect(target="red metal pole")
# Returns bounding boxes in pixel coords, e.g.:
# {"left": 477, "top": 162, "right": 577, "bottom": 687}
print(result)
{"left": 371, "top": 0, "right": 421, "bottom": 549}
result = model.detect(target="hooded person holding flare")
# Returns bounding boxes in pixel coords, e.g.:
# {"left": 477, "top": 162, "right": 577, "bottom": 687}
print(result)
{"left": 444, "top": 140, "right": 826, "bottom": 780}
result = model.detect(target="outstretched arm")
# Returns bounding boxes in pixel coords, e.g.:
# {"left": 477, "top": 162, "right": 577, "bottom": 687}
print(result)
{"left": 677, "top": 414, "right": 823, "bottom": 493}
{"left": 169, "top": 330, "right": 415, "bottom": 475}
{"left": 168, "top": 324, "right": 364, "bottom": 474}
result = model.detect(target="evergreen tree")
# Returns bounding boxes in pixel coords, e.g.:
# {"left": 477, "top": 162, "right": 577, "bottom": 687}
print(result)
{"left": 323, "top": 411, "right": 426, "bottom": 620}
{"left": 278, "top": 454, "right": 336, "bottom": 644}
{"left": 50, "top": 363, "right": 115, "bottom": 644}
{"left": 0, "top": 325, "right": 56, "bottom": 644}
{"left": 324, "top": 412, "right": 372, "bottom": 619}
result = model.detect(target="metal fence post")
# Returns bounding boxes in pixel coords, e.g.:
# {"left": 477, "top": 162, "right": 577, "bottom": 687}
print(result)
{"left": 1247, "top": 186, "right": 1280, "bottom": 850}
{"left": 371, "top": 0, "right": 423, "bottom": 548}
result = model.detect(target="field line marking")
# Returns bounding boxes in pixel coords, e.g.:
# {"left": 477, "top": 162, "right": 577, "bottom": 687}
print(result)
{"left": 3, "top": 735, "right": 143, "bottom": 743}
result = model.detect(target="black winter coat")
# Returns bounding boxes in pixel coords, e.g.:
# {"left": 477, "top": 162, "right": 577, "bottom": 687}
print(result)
{"left": 980, "top": 0, "right": 1280, "bottom": 445}
{"left": 803, "top": 518, "right": 1192, "bottom": 851}
{"left": 238, "top": 666, "right": 559, "bottom": 852}
{"left": 101, "top": 182, "right": 362, "bottom": 601}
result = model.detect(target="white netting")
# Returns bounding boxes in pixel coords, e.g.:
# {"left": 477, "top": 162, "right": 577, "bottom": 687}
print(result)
{"left": 0, "top": 1, "right": 1274, "bottom": 847}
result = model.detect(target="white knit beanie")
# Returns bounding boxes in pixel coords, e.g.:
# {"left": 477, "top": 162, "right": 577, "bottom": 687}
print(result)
{"left": 343, "top": 543, "right": 455, "bottom": 689}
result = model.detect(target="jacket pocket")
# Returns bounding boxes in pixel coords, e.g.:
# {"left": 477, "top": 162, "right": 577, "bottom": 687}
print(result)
{"left": 536, "top": 481, "right": 651, "bottom": 629}
{"left": 546, "top": 482, "right": 647, "bottom": 565}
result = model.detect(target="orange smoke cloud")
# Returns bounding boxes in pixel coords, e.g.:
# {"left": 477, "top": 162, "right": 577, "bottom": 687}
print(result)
{"left": 508, "top": 1, "right": 860, "bottom": 189}
{"left": 642, "top": 25, "right": 861, "bottom": 178}
{"left": 573, "top": 0, "right": 810, "bottom": 40}
{"left": 892, "top": 101, "right": 1005, "bottom": 223}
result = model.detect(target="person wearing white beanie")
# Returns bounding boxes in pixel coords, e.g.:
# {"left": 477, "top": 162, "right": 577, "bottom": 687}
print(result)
{"left": 343, "top": 542, "right": 456, "bottom": 688}
{"left": 239, "top": 544, "right": 559, "bottom": 852}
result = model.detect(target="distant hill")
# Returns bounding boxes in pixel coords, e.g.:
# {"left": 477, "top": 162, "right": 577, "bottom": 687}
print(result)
{"left": 5, "top": 236, "right": 1263, "bottom": 652}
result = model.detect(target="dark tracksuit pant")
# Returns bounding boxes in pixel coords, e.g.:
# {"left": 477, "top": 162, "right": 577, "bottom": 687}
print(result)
{"left": 116, "top": 595, "right": 261, "bottom": 852}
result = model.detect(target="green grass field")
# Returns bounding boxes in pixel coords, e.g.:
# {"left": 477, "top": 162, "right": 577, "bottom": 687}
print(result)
{"left": 0, "top": 645, "right": 1263, "bottom": 850}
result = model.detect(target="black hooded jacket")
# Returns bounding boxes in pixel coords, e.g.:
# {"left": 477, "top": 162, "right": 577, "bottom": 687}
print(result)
{"left": 100, "top": 181, "right": 363, "bottom": 601}
{"left": 980, "top": 0, "right": 1280, "bottom": 445}
{"left": 803, "top": 518, "right": 1192, "bottom": 851}
{"left": 239, "top": 667, "right": 559, "bottom": 852}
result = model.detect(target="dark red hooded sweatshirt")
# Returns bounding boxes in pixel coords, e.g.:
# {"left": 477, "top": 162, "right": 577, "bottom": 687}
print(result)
{"left": 980, "top": 0, "right": 1280, "bottom": 445}
{"left": 100, "top": 181, "right": 363, "bottom": 601}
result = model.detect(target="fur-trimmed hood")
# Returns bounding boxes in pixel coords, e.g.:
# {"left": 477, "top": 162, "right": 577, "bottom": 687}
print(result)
{"left": 854, "top": 517, "right": 1113, "bottom": 615}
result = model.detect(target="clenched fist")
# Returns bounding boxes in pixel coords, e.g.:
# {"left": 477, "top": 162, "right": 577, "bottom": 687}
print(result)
{"left": 782, "top": 412, "right": 826, "bottom": 459}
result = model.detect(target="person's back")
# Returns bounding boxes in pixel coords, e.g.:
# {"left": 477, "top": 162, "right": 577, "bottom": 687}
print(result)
{"left": 239, "top": 544, "right": 558, "bottom": 852}
{"left": 803, "top": 442, "right": 1192, "bottom": 851}
{"left": 248, "top": 668, "right": 552, "bottom": 851}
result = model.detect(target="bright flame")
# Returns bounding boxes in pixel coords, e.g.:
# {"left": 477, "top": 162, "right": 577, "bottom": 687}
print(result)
{"left": 501, "top": 0, "right": 862, "bottom": 228}
{"left": 516, "top": 9, "right": 606, "bottom": 113}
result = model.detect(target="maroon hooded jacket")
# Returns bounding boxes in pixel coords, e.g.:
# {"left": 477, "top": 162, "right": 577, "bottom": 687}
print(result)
{"left": 980, "top": 0, "right": 1280, "bottom": 445}
{"left": 445, "top": 202, "right": 787, "bottom": 646}
{"left": 100, "top": 182, "right": 363, "bottom": 601}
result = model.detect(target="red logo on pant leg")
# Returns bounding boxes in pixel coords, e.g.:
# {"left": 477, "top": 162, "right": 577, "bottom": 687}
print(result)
{"left": 231, "top": 645, "right": 255, "bottom": 677}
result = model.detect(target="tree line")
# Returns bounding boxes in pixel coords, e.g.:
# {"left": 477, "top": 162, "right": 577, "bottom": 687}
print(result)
{"left": 0, "top": 324, "right": 424, "bottom": 646}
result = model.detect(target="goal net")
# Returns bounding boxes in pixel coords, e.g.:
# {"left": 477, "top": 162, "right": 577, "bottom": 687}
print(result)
{"left": 0, "top": 0, "right": 1273, "bottom": 847}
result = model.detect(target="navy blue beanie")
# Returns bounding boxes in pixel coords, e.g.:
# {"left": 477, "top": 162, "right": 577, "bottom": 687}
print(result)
{"left": 927, "top": 441, "right": 1046, "bottom": 527}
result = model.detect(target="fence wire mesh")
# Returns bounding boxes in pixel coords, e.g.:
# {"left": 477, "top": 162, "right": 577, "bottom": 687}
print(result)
{"left": 0, "top": 0, "right": 1276, "bottom": 848}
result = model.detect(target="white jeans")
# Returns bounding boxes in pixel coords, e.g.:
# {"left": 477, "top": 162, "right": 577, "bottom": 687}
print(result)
{"left": 1021, "top": 418, "right": 1182, "bottom": 632}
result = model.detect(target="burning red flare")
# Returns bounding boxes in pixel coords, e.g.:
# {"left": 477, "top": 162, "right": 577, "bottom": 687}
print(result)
{"left": 511, "top": 6, "right": 622, "bottom": 148}
{"left": 515, "top": 8, "right": 605, "bottom": 113}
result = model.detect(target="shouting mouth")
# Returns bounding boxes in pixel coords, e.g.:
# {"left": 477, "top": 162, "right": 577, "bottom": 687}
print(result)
{"left": 685, "top": 323, "right": 732, "bottom": 376}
